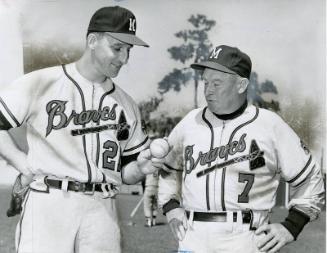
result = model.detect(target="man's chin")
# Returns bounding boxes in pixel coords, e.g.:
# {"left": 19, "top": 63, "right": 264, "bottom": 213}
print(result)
{"left": 207, "top": 104, "right": 226, "bottom": 115}
{"left": 108, "top": 70, "right": 120, "bottom": 78}
{"left": 207, "top": 103, "right": 219, "bottom": 113}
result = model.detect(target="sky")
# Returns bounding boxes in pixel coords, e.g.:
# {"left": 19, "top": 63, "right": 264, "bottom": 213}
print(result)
{"left": 0, "top": 0, "right": 325, "bottom": 184}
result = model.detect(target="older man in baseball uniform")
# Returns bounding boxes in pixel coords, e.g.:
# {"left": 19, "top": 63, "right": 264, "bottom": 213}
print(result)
{"left": 158, "top": 45, "right": 325, "bottom": 253}
{"left": 0, "top": 6, "right": 163, "bottom": 253}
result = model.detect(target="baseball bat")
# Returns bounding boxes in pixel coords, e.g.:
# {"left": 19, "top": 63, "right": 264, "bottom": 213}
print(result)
{"left": 130, "top": 196, "right": 144, "bottom": 218}
{"left": 196, "top": 151, "right": 264, "bottom": 178}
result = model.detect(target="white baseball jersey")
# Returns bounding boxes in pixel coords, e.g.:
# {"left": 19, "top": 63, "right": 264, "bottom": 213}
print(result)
{"left": 0, "top": 63, "right": 150, "bottom": 185}
{"left": 159, "top": 104, "right": 324, "bottom": 220}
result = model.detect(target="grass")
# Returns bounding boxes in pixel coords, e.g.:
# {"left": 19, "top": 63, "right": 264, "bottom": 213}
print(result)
{"left": 0, "top": 187, "right": 325, "bottom": 253}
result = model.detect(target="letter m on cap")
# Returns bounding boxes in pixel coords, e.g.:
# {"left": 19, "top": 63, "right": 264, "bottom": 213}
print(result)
{"left": 129, "top": 18, "right": 136, "bottom": 32}
{"left": 210, "top": 47, "right": 222, "bottom": 59}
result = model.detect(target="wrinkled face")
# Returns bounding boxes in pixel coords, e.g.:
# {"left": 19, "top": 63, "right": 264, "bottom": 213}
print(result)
{"left": 203, "top": 68, "right": 241, "bottom": 114}
{"left": 91, "top": 33, "right": 133, "bottom": 78}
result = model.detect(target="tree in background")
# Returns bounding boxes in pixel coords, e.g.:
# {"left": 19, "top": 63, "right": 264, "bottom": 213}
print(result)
{"left": 248, "top": 72, "right": 280, "bottom": 112}
{"left": 139, "top": 96, "right": 163, "bottom": 131}
{"left": 158, "top": 14, "right": 216, "bottom": 108}
{"left": 157, "top": 14, "right": 280, "bottom": 112}
{"left": 139, "top": 96, "right": 181, "bottom": 137}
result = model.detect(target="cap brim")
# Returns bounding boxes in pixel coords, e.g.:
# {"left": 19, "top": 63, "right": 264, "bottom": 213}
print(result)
{"left": 190, "top": 61, "right": 237, "bottom": 75}
{"left": 107, "top": 32, "right": 149, "bottom": 47}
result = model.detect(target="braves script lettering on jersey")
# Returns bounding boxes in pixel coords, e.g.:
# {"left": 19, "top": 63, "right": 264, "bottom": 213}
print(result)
{"left": 159, "top": 104, "right": 325, "bottom": 253}
{"left": 45, "top": 100, "right": 119, "bottom": 136}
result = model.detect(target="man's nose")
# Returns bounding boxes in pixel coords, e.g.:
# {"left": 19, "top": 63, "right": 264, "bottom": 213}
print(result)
{"left": 205, "top": 82, "right": 215, "bottom": 94}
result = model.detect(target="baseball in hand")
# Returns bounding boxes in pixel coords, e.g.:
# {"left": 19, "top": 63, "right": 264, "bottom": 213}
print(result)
{"left": 150, "top": 138, "right": 170, "bottom": 159}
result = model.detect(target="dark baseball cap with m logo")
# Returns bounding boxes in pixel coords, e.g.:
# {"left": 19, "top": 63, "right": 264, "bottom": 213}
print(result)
{"left": 191, "top": 45, "right": 252, "bottom": 79}
{"left": 88, "top": 6, "right": 149, "bottom": 47}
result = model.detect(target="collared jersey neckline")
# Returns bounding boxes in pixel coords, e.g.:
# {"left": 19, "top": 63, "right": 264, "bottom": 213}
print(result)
{"left": 213, "top": 100, "right": 248, "bottom": 120}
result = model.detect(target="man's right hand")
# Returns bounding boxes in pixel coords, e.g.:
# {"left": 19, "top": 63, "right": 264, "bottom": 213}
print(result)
{"left": 6, "top": 173, "right": 33, "bottom": 217}
{"left": 137, "top": 149, "right": 167, "bottom": 174}
{"left": 166, "top": 207, "right": 188, "bottom": 241}
{"left": 20, "top": 173, "right": 34, "bottom": 187}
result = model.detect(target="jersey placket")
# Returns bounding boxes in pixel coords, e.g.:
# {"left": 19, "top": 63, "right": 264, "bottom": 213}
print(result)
{"left": 83, "top": 82, "right": 96, "bottom": 183}
{"left": 90, "top": 83, "right": 108, "bottom": 183}
{"left": 213, "top": 121, "right": 226, "bottom": 210}
{"left": 77, "top": 80, "right": 104, "bottom": 183}
{"left": 63, "top": 65, "right": 93, "bottom": 183}
{"left": 90, "top": 83, "right": 96, "bottom": 178}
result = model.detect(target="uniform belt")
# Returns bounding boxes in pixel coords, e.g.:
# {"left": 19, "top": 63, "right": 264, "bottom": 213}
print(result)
{"left": 186, "top": 210, "right": 252, "bottom": 224}
{"left": 45, "top": 178, "right": 106, "bottom": 194}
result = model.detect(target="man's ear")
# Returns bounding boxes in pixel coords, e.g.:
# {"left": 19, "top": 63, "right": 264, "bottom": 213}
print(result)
{"left": 238, "top": 78, "right": 249, "bottom": 94}
{"left": 87, "top": 33, "right": 98, "bottom": 50}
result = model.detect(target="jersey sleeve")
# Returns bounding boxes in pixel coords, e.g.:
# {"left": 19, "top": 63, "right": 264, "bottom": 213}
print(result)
{"left": 162, "top": 119, "right": 185, "bottom": 171}
{"left": 158, "top": 169, "right": 183, "bottom": 209}
{"left": 273, "top": 115, "right": 325, "bottom": 220}
{"left": 0, "top": 72, "right": 38, "bottom": 129}
{"left": 158, "top": 118, "right": 185, "bottom": 208}
{"left": 122, "top": 103, "right": 150, "bottom": 156}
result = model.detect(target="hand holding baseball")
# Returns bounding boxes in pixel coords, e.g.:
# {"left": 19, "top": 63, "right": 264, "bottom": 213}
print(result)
{"left": 138, "top": 138, "right": 171, "bottom": 175}
{"left": 150, "top": 138, "right": 171, "bottom": 159}
{"left": 149, "top": 138, "right": 171, "bottom": 171}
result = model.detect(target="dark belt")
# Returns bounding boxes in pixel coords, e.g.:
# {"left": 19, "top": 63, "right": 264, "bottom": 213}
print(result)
{"left": 45, "top": 178, "right": 111, "bottom": 194}
{"left": 186, "top": 210, "right": 252, "bottom": 224}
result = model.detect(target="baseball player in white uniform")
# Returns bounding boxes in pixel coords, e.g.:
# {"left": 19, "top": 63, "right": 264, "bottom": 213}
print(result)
{"left": 158, "top": 45, "right": 325, "bottom": 253}
{"left": 143, "top": 172, "right": 159, "bottom": 227}
{"left": 0, "top": 6, "right": 163, "bottom": 253}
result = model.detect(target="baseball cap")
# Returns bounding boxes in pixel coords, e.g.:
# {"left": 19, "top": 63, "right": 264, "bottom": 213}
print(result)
{"left": 88, "top": 6, "right": 149, "bottom": 47}
{"left": 191, "top": 45, "right": 252, "bottom": 79}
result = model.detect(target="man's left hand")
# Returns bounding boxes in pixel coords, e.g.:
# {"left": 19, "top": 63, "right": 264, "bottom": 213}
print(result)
{"left": 255, "top": 223, "right": 294, "bottom": 253}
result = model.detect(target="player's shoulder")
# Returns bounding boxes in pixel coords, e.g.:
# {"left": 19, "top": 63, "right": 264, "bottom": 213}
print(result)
{"left": 28, "top": 65, "right": 62, "bottom": 80}
{"left": 113, "top": 84, "right": 137, "bottom": 106}
{"left": 257, "top": 106, "right": 283, "bottom": 121}
{"left": 172, "top": 107, "right": 204, "bottom": 130}
{"left": 255, "top": 106, "right": 287, "bottom": 128}
{"left": 15, "top": 65, "right": 63, "bottom": 87}
{"left": 4, "top": 66, "right": 63, "bottom": 94}
{"left": 112, "top": 84, "right": 139, "bottom": 115}
{"left": 180, "top": 107, "right": 204, "bottom": 122}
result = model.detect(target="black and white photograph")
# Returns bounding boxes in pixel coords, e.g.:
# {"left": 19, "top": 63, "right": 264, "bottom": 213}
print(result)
{"left": 0, "top": 0, "right": 325, "bottom": 252}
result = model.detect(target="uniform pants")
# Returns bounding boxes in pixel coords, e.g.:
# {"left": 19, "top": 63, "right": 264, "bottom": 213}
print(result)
{"left": 179, "top": 216, "right": 266, "bottom": 253}
{"left": 16, "top": 188, "right": 121, "bottom": 253}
